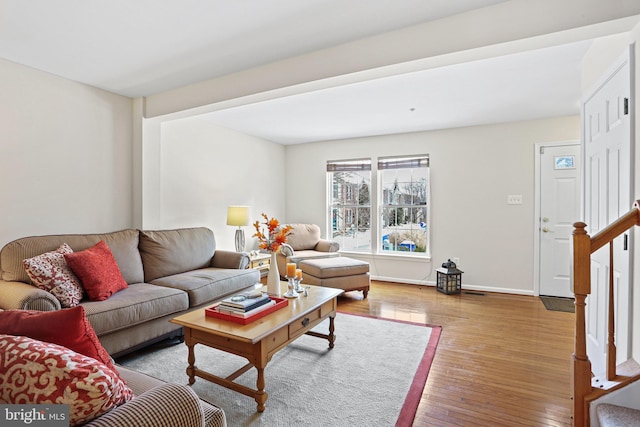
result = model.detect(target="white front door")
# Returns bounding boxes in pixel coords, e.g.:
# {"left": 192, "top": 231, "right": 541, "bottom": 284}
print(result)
{"left": 538, "top": 143, "right": 581, "bottom": 298}
{"left": 582, "top": 48, "right": 633, "bottom": 376}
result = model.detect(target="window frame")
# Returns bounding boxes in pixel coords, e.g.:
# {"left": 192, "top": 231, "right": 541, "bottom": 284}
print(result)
{"left": 326, "top": 155, "right": 430, "bottom": 259}
{"left": 326, "top": 158, "right": 372, "bottom": 253}
{"left": 377, "top": 155, "right": 430, "bottom": 258}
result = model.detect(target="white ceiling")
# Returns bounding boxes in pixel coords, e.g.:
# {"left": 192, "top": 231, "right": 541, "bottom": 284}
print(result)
{"left": 200, "top": 40, "right": 591, "bottom": 144}
{"left": 0, "top": 0, "right": 508, "bottom": 97}
{"left": 0, "top": 1, "right": 613, "bottom": 144}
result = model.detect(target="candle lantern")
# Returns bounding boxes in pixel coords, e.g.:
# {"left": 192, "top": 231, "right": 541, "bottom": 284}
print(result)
{"left": 436, "top": 259, "right": 463, "bottom": 295}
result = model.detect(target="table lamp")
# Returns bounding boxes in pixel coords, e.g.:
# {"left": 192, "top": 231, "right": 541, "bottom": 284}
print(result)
{"left": 226, "top": 206, "right": 249, "bottom": 252}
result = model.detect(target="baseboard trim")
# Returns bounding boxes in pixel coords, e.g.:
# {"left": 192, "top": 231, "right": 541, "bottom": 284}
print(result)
{"left": 371, "top": 276, "right": 534, "bottom": 296}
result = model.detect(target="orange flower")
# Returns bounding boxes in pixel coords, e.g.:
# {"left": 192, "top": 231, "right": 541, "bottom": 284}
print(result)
{"left": 252, "top": 213, "right": 292, "bottom": 253}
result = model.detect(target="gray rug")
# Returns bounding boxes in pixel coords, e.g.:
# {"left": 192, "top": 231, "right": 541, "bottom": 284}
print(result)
{"left": 540, "top": 296, "right": 575, "bottom": 313}
{"left": 117, "top": 313, "right": 440, "bottom": 427}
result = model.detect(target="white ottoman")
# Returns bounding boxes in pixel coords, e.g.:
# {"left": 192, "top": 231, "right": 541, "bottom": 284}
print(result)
{"left": 299, "top": 257, "right": 370, "bottom": 298}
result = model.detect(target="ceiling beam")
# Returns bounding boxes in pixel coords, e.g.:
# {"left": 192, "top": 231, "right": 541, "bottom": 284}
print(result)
{"left": 144, "top": 0, "right": 640, "bottom": 118}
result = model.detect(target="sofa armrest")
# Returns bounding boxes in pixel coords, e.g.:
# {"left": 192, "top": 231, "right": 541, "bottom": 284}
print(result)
{"left": 84, "top": 383, "right": 207, "bottom": 427}
{"left": 210, "top": 250, "right": 250, "bottom": 269}
{"left": 315, "top": 239, "right": 340, "bottom": 252}
{"left": 0, "top": 280, "right": 60, "bottom": 311}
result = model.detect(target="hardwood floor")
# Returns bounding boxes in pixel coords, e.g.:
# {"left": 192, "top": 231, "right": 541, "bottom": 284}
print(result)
{"left": 337, "top": 280, "right": 574, "bottom": 427}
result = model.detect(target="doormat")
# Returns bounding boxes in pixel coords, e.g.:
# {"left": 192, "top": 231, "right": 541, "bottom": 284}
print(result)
{"left": 540, "top": 296, "right": 575, "bottom": 313}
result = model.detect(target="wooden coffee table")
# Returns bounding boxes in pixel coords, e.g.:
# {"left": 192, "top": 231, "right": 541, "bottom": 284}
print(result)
{"left": 170, "top": 282, "right": 343, "bottom": 412}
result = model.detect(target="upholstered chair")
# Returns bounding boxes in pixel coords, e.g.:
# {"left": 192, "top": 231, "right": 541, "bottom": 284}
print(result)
{"left": 276, "top": 224, "right": 340, "bottom": 277}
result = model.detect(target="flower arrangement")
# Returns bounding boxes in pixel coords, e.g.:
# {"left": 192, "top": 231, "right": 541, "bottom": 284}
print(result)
{"left": 252, "top": 213, "right": 293, "bottom": 253}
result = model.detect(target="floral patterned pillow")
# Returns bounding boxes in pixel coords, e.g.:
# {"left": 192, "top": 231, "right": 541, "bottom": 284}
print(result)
{"left": 0, "top": 334, "right": 133, "bottom": 426}
{"left": 22, "top": 243, "right": 84, "bottom": 307}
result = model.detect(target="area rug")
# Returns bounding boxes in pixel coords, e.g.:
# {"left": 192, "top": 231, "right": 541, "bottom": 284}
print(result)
{"left": 117, "top": 312, "right": 441, "bottom": 427}
{"left": 540, "top": 296, "right": 575, "bottom": 313}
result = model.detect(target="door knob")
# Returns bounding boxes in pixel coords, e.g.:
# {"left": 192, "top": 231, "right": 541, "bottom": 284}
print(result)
{"left": 542, "top": 217, "right": 550, "bottom": 222}
{"left": 542, "top": 227, "right": 553, "bottom": 233}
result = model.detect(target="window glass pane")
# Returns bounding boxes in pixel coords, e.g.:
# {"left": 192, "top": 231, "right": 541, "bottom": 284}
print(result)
{"left": 328, "top": 160, "right": 371, "bottom": 252}
{"left": 381, "top": 208, "right": 427, "bottom": 253}
{"left": 379, "top": 155, "right": 429, "bottom": 255}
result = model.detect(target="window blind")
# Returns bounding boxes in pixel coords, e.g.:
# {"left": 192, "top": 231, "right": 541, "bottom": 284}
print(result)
{"left": 326, "top": 158, "right": 371, "bottom": 172}
{"left": 377, "top": 155, "right": 429, "bottom": 170}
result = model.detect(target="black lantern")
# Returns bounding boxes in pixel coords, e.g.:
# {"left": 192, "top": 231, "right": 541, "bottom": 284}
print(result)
{"left": 436, "top": 259, "right": 463, "bottom": 295}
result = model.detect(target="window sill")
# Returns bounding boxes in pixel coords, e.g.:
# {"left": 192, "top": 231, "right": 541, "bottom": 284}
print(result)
{"left": 339, "top": 250, "right": 431, "bottom": 263}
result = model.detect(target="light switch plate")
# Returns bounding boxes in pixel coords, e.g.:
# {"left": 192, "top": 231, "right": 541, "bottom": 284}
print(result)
{"left": 507, "top": 195, "right": 523, "bottom": 205}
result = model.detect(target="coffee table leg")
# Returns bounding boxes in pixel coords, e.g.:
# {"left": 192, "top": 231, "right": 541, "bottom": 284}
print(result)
{"left": 186, "top": 342, "right": 196, "bottom": 385}
{"left": 255, "top": 367, "right": 267, "bottom": 412}
{"left": 328, "top": 315, "right": 336, "bottom": 349}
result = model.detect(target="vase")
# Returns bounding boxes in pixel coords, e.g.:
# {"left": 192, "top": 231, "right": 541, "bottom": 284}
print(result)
{"left": 267, "top": 251, "right": 280, "bottom": 296}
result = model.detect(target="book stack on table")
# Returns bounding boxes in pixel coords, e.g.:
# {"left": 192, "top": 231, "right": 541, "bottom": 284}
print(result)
{"left": 216, "top": 292, "right": 275, "bottom": 319}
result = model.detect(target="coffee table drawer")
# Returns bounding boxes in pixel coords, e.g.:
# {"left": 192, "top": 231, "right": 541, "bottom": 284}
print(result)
{"left": 289, "top": 308, "right": 321, "bottom": 337}
{"left": 320, "top": 299, "right": 336, "bottom": 316}
{"left": 265, "top": 327, "right": 289, "bottom": 353}
{"left": 190, "top": 329, "right": 254, "bottom": 354}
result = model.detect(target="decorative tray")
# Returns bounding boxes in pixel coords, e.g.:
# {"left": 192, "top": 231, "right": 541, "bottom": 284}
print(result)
{"left": 205, "top": 296, "right": 288, "bottom": 325}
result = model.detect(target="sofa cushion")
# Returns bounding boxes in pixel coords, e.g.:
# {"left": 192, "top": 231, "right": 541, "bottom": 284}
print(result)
{"left": 286, "top": 224, "right": 322, "bottom": 250}
{"left": 1, "top": 229, "right": 144, "bottom": 285}
{"left": 22, "top": 243, "right": 84, "bottom": 307}
{"left": 151, "top": 267, "right": 260, "bottom": 307}
{"left": 0, "top": 334, "right": 133, "bottom": 426}
{"left": 65, "top": 241, "right": 128, "bottom": 301}
{"left": 139, "top": 227, "right": 216, "bottom": 282}
{"left": 81, "top": 283, "right": 189, "bottom": 336}
{"left": 0, "top": 306, "right": 115, "bottom": 371}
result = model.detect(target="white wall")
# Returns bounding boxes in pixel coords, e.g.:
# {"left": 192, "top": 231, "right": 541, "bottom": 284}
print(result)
{"left": 581, "top": 33, "right": 632, "bottom": 91}
{"left": 0, "top": 59, "right": 133, "bottom": 248}
{"left": 286, "top": 116, "right": 580, "bottom": 293}
{"left": 156, "top": 117, "right": 286, "bottom": 251}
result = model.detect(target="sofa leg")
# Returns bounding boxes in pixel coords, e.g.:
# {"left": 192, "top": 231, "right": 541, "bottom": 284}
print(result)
{"left": 362, "top": 289, "right": 368, "bottom": 299}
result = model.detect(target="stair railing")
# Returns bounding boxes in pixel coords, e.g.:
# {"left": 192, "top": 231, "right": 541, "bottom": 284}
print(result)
{"left": 572, "top": 200, "right": 640, "bottom": 426}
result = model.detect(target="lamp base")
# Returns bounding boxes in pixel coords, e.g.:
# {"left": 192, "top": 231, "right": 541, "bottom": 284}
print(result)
{"left": 234, "top": 228, "right": 245, "bottom": 252}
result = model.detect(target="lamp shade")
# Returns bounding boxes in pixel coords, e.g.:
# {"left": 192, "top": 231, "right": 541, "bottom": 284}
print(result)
{"left": 226, "top": 206, "right": 250, "bottom": 227}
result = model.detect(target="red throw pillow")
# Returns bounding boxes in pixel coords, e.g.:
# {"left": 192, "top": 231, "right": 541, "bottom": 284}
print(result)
{"left": 64, "top": 240, "right": 128, "bottom": 301}
{"left": 0, "top": 306, "right": 115, "bottom": 371}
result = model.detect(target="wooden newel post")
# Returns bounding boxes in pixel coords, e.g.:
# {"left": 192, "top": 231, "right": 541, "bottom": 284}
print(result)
{"left": 571, "top": 221, "right": 592, "bottom": 427}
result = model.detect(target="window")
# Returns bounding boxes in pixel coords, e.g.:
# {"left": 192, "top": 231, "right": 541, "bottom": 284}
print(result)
{"left": 379, "top": 155, "right": 429, "bottom": 255}
{"left": 327, "top": 159, "right": 371, "bottom": 251}
{"left": 327, "top": 155, "right": 429, "bottom": 257}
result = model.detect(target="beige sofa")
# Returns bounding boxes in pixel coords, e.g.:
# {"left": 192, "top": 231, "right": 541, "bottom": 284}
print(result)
{"left": 0, "top": 227, "right": 260, "bottom": 357}
{"left": 276, "top": 224, "right": 340, "bottom": 275}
